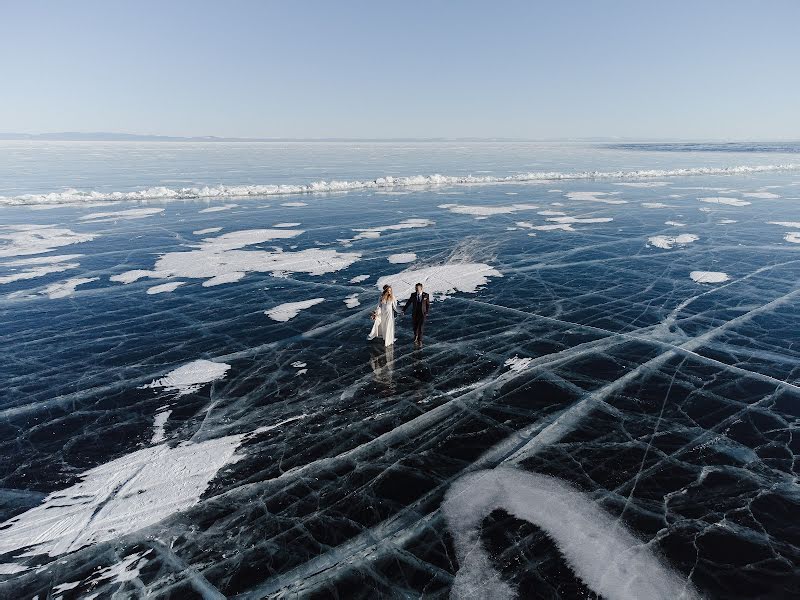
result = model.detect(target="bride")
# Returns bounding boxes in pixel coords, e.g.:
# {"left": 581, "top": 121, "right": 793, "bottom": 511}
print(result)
{"left": 368, "top": 284, "right": 398, "bottom": 346}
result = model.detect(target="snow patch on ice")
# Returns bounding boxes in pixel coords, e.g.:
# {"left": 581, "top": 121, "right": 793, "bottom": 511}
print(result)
{"left": 143, "top": 359, "right": 231, "bottom": 396}
{"left": 274, "top": 222, "right": 301, "bottom": 228}
{"left": 198, "top": 204, "right": 238, "bottom": 213}
{"left": 641, "top": 202, "right": 671, "bottom": 208}
{"left": 0, "top": 225, "right": 97, "bottom": 258}
{"left": 266, "top": 298, "right": 325, "bottom": 321}
{"left": 665, "top": 221, "right": 686, "bottom": 227}
{"left": 146, "top": 281, "right": 186, "bottom": 294}
{"left": 504, "top": 356, "right": 532, "bottom": 372}
{"left": 785, "top": 232, "right": 800, "bottom": 244}
{"left": 193, "top": 227, "right": 222, "bottom": 235}
{"left": 768, "top": 221, "right": 800, "bottom": 228}
{"left": 350, "top": 274, "right": 370, "bottom": 283}
{"left": 565, "top": 191, "right": 627, "bottom": 204}
{"left": 79, "top": 207, "right": 164, "bottom": 222}
{"left": 0, "top": 432, "right": 251, "bottom": 560}
{"left": 388, "top": 252, "right": 416, "bottom": 264}
{"left": 376, "top": 263, "right": 501, "bottom": 300}
{"left": 437, "top": 203, "right": 538, "bottom": 217}
{"left": 690, "top": 271, "right": 730, "bottom": 284}
{"left": 614, "top": 181, "right": 670, "bottom": 187}
{"left": 0, "top": 254, "right": 82, "bottom": 285}
{"left": 344, "top": 294, "right": 360, "bottom": 308}
{"left": 281, "top": 202, "right": 308, "bottom": 207}
{"left": 699, "top": 197, "right": 751, "bottom": 207}
{"left": 44, "top": 277, "right": 99, "bottom": 299}
{"left": 743, "top": 191, "right": 780, "bottom": 198}
{"left": 150, "top": 410, "right": 172, "bottom": 444}
{"left": 647, "top": 234, "right": 699, "bottom": 249}
{"left": 352, "top": 218, "right": 434, "bottom": 240}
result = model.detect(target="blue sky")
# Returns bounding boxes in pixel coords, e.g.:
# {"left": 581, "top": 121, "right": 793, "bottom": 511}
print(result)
{"left": 1, "top": 0, "right": 798, "bottom": 139}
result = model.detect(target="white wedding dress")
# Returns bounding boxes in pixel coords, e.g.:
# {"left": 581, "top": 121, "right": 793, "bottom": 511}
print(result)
{"left": 368, "top": 297, "right": 398, "bottom": 346}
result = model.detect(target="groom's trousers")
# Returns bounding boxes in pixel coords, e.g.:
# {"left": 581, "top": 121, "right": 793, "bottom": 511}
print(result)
{"left": 413, "top": 315, "right": 426, "bottom": 342}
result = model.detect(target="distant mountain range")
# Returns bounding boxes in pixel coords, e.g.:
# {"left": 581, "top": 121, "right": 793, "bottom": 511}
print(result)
{"left": 0, "top": 132, "right": 702, "bottom": 143}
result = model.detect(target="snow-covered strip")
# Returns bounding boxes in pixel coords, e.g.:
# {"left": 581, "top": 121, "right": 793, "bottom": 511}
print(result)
{"left": 665, "top": 221, "right": 686, "bottom": 227}
{"left": 565, "top": 191, "right": 627, "bottom": 204}
{"left": 647, "top": 234, "right": 699, "bottom": 249}
{"left": 274, "top": 222, "right": 301, "bottom": 228}
{"left": 198, "top": 203, "right": 238, "bottom": 213}
{"left": 192, "top": 227, "right": 222, "bottom": 235}
{"left": 376, "top": 263, "right": 501, "bottom": 299}
{"left": 44, "top": 277, "right": 99, "bottom": 299}
{"left": 79, "top": 207, "right": 164, "bottom": 221}
{"left": 690, "top": 271, "right": 730, "bottom": 284}
{"left": 0, "top": 225, "right": 97, "bottom": 258}
{"left": 388, "top": 252, "right": 417, "bottom": 264}
{"left": 4, "top": 164, "right": 798, "bottom": 206}
{"left": 143, "top": 359, "right": 231, "bottom": 396}
{"left": 146, "top": 281, "right": 186, "bottom": 294}
{"left": 545, "top": 216, "right": 613, "bottom": 224}
{"left": 266, "top": 298, "right": 325, "bottom": 321}
{"left": 0, "top": 431, "right": 252, "bottom": 560}
{"left": 150, "top": 410, "right": 172, "bottom": 444}
{"left": 641, "top": 202, "right": 671, "bottom": 208}
{"left": 281, "top": 202, "right": 308, "bottom": 207}
{"left": 614, "top": 181, "right": 670, "bottom": 187}
{"left": 443, "top": 468, "right": 700, "bottom": 600}
{"left": 699, "top": 197, "right": 751, "bottom": 207}
{"left": 537, "top": 210, "right": 565, "bottom": 216}
{"left": 516, "top": 222, "right": 576, "bottom": 232}
{"left": 197, "top": 228, "right": 304, "bottom": 251}
{"left": 437, "top": 203, "right": 538, "bottom": 217}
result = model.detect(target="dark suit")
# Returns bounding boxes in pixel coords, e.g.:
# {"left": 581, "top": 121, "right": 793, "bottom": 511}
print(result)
{"left": 403, "top": 291, "right": 430, "bottom": 343}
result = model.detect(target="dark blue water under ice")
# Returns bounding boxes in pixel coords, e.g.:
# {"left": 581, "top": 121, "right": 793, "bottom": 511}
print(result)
{"left": 0, "top": 142, "right": 799, "bottom": 599}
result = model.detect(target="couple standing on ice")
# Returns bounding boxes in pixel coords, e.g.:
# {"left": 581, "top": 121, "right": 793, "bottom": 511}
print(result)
{"left": 368, "top": 283, "right": 430, "bottom": 347}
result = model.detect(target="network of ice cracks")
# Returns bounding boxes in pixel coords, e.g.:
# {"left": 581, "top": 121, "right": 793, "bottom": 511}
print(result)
{"left": 0, "top": 174, "right": 799, "bottom": 599}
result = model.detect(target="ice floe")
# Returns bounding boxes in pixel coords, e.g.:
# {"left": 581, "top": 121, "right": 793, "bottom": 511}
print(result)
{"left": 79, "top": 207, "right": 164, "bottom": 222}
{"left": 387, "top": 252, "right": 417, "bottom": 264}
{"left": 376, "top": 263, "right": 501, "bottom": 299}
{"left": 443, "top": 468, "right": 700, "bottom": 600}
{"left": 647, "top": 234, "right": 699, "bottom": 249}
{"left": 43, "top": 277, "right": 99, "bottom": 299}
{"left": 143, "top": 359, "right": 231, "bottom": 396}
{"left": 266, "top": 298, "right": 325, "bottom": 321}
{"left": 192, "top": 227, "right": 222, "bottom": 235}
{"left": 690, "top": 271, "right": 730, "bottom": 284}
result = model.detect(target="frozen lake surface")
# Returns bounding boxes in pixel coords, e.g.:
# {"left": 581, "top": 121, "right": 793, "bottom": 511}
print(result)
{"left": 1, "top": 142, "right": 799, "bottom": 598}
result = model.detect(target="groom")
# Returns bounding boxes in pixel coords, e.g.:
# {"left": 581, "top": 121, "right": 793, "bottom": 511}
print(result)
{"left": 402, "top": 283, "right": 430, "bottom": 345}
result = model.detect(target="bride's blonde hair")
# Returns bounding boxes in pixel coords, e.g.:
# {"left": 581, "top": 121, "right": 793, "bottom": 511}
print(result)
{"left": 381, "top": 284, "right": 394, "bottom": 301}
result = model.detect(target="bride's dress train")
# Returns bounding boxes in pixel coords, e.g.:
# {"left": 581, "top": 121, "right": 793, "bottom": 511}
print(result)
{"left": 368, "top": 298, "right": 397, "bottom": 346}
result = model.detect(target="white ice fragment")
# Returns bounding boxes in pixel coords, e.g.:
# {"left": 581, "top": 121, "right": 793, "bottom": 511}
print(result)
{"left": 387, "top": 252, "right": 417, "bottom": 264}
{"left": 266, "top": 298, "right": 325, "bottom": 321}
{"left": 193, "top": 227, "right": 222, "bottom": 235}
{"left": 641, "top": 202, "right": 671, "bottom": 208}
{"left": 647, "top": 234, "right": 699, "bottom": 249}
{"left": 281, "top": 202, "right": 308, "bottom": 207}
{"left": 350, "top": 274, "right": 370, "bottom": 283}
{"left": 352, "top": 218, "right": 434, "bottom": 240}
{"left": 376, "top": 263, "right": 501, "bottom": 300}
{"left": 785, "top": 232, "right": 800, "bottom": 244}
{"left": 537, "top": 210, "right": 565, "bottom": 216}
{"left": 43, "top": 277, "right": 99, "bottom": 299}
{"left": 614, "top": 181, "right": 670, "bottom": 187}
{"left": 202, "top": 272, "right": 246, "bottom": 287}
{"left": 665, "top": 221, "right": 686, "bottom": 227}
{"left": 143, "top": 359, "right": 231, "bottom": 396}
{"left": 517, "top": 221, "right": 575, "bottom": 232}
{"left": 79, "top": 208, "right": 164, "bottom": 222}
{"left": 273, "top": 222, "right": 302, "bottom": 227}
{"left": 699, "top": 197, "right": 751, "bottom": 207}
{"left": 291, "top": 361, "right": 307, "bottom": 368}
{"left": 110, "top": 269, "right": 160, "bottom": 284}
{"left": 690, "top": 271, "right": 730, "bottom": 284}
{"left": 768, "top": 221, "right": 800, "bottom": 228}
{"left": 743, "top": 191, "right": 780, "bottom": 198}
{"left": 545, "top": 216, "right": 613, "bottom": 224}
